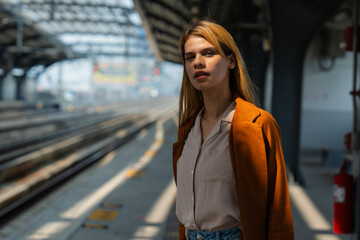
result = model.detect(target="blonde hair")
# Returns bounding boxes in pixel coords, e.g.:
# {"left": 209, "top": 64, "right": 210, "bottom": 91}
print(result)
{"left": 178, "top": 19, "right": 259, "bottom": 126}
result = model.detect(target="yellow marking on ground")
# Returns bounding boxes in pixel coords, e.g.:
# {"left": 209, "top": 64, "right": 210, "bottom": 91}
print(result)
{"left": 88, "top": 209, "right": 118, "bottom": 221}
{"left": 127, "top": 169, "right": 145, "bottom": 178}
{"left": 144, "top": 150, "right": 157, "bottom": 157}
{"left": 102, "top": 202, "right": 122, "bottom": 208}
{"left": 82, "top": 224, "right": 108, "bottom": 229}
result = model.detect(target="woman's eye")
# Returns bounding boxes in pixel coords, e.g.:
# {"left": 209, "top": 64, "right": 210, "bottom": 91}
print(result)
{"left": 205, "top": 51, "right": 214, "bottom": 56}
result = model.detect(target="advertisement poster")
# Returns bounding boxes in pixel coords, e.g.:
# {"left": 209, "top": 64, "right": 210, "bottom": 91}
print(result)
{"left": 93, "top": 62, "right": 137, "bottom": 86}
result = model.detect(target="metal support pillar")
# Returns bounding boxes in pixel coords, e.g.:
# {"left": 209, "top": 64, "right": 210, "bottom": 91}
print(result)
{"left": 15, "top": 75, "right": 25, "bottom": 100}
{"left": 57, "top": 61, "right": 64, "bottom": 105}
{"left": 16, "top": 5, "right": 23, "bottom": 54}
{"left": 353, "top": 0, "right": 360, "bottom": 237}
{"left": 15, "top": 4, "right": 24, "bottom": 101}
{"left": 268, "top": 0, "right": 343, "bottom": 183}
{"left": 241, "top": 29, "right": 269, "bottom": 106}
{"left": 0, "top": 74, "right": 4, "bottom": 100}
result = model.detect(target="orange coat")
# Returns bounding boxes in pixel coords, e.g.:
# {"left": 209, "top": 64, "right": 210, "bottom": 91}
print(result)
{"left": 172, "top": 98, "right": 294, "bottom": 240}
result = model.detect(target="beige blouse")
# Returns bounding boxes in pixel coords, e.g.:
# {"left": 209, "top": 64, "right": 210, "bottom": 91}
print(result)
{"left": 176, "top": 101, "right": 241, "bottom": 232}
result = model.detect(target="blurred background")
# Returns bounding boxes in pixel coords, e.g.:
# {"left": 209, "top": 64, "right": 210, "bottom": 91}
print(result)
{"left": 0, "top": 0, "right": 182, "bottom": 105}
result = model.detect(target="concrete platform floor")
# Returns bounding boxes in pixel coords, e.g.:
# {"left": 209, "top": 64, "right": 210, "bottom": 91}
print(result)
{"left": 288, "top": 152, "right": 353, "bottom": 240}
{"left": 0, "top": 110, "right": 356, "bottom": 240}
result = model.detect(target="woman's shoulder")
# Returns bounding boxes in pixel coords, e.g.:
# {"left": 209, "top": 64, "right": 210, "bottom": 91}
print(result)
{"left": 234, "top": 98, "right": 279, "bottom": 130}
{"left": 257, "top": 108, "right": 278, "bottom": 126}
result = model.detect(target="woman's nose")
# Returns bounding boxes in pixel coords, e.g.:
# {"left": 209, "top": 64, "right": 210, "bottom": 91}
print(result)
{"left": 193, "top": 55, "right": 205, "bottom": 69}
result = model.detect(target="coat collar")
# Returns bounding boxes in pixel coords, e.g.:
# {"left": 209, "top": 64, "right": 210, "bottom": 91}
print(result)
{"left": 233, "top": 97, "right": 261, "bottom": 123}
{"left": 178, "top": 98, "right": 261, "bottom": 141}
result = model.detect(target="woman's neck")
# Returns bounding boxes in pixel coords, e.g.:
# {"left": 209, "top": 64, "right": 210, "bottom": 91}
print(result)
{"left": 202, "top": 89, "right": 232, "bottom": 121}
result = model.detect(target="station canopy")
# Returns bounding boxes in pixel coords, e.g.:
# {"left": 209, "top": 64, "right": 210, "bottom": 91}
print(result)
{"left": 0, "top": 0, "right": 151, "bottom": 71}
{"left": 134, "top": 0, "right": 353, "bottom": 64}
{"left": 134, "top": 0, "right": 266, "bottom": 64}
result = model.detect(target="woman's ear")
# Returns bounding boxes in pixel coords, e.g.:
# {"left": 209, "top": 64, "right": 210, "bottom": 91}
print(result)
{"left": 228, "top": 54, "right": 236, "bottom": 69}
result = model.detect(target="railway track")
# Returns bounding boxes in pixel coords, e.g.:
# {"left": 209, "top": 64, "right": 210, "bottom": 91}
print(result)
{"left": 0, "top": 97, "right": 178, "bottom": 220}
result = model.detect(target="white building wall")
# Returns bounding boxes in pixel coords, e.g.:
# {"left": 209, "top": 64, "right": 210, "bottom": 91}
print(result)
{"left": 24, "top": 77, "right": 37, "bottom": 102}
{"left": 300, "top": 36, "right": 353, "bottom": 151}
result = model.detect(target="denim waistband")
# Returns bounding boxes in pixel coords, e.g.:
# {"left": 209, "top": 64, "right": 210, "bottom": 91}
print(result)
{"left": 187, "top": 227, "right": 241, "bottom": 240}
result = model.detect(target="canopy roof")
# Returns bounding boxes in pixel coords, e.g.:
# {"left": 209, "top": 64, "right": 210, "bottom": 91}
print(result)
{"left": 0, "top": 0, "right": 151, "bottom": 71}
{"left": 134, "top": 0, "right": 266, "bottom": 63}
{"left": 134, "top": 0, "right": 353, "bottom": 64}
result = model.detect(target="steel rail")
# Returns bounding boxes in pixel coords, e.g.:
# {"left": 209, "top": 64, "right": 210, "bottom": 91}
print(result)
{"left": 0, "top": 112, "right": 140, "bottom": 163}
{"left": 0, "top": 117, "right": 156, "bottom": 220}
{"left": 0, "top": 103, "right": 177, "bottom": 220}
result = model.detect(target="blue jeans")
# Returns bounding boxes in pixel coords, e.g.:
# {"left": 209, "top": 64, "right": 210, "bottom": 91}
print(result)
{"left": 187, "top": 227, "right": 241, "bottom": 240}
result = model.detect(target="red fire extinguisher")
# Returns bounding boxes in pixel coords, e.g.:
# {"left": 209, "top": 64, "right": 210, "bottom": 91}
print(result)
{"left": 333, "top": 160, "right": 354, "bottom": 233}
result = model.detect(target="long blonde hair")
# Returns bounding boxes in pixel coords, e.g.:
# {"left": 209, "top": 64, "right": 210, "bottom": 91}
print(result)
{"left": 178, "top": 20, "right": 259, "bottom": 127}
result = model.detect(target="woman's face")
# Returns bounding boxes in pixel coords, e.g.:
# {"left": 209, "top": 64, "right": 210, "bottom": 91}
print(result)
{"left": 184, "top": 35, "right": 235, "bottom": 93}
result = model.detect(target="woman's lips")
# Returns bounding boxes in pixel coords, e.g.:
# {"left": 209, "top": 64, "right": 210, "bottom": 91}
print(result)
{"left": 194, "top": 71, "right": 209, "bottom": 80}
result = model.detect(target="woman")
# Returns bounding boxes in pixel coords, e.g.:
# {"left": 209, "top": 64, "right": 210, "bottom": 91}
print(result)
{"left": 172, "top": 20, "right": 294, "bottom": 240}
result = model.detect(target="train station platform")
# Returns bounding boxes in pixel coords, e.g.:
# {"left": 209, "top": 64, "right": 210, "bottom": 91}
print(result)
{"left": 0, "top": 110, "right": 354, "bottom": 240}
{"left": 64, "top": 114, "right": 179, "bottom": 240}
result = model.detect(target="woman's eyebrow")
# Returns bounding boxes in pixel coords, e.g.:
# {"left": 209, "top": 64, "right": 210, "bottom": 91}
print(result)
{"left": 201, "top": 47, "right": 216, "bottom": 52}
{"left": 185, "top": 47, "right": 216, "bottom": 55}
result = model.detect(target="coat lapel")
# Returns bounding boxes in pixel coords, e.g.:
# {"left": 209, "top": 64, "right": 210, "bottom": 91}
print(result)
{"left": 230, "top": 98, "right": 268, "bottom": 239}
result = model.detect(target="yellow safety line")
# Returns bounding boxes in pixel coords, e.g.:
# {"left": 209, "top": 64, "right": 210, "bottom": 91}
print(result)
{"left": 88, "top": 209, "right": 118, "bottom": 221}
{"left": 82, "top": 224, "right": 108, "bottom": 229}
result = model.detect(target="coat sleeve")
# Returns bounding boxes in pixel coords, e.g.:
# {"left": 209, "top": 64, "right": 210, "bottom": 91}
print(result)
{"left": 261, "top": 112, "right": 294, "bottom": 240}
{"left": 179, "top": 222, "right": 186, "bottom": 240}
